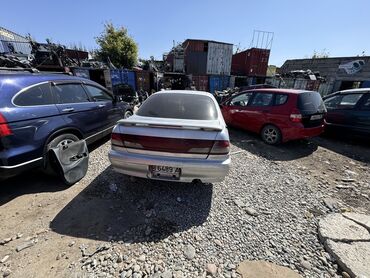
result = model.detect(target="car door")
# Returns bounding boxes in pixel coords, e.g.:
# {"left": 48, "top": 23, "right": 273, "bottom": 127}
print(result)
{"left": 83, "top": 84, "right": 123, "bottom": 129}
{"left": 325, "top": 93, "right": 364, "bottom": 129}
{"left": 243, "top": 92, "right": 274, "bottom": 133}
{"left": 51, "top": 82, "right": 105, "bottom": 138}
{"left": 351, "top": 93, "right": 370, "bottom": 134}
{"left": 221, "top": 92, "right": 253, "bottom": 129}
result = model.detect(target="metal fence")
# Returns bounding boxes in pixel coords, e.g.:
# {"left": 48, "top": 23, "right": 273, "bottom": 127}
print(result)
{"left": 0, "top": 40, "right": 32, "bottom": 55}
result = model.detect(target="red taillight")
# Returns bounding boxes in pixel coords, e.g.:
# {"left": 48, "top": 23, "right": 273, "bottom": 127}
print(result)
{"left": 210, "top": 140, "right": 230, "bottom": 155}
{"left": 111, "top": 133, "right": 124, "bottom": 147}
{"left": 110, "top": 133, "right": 221, "bottom": 155}
{"left": 0, "top": 113, "right": 12, "bottom": 137}
{"left": 290, "top": 109, "right": 302, "bottom": 123}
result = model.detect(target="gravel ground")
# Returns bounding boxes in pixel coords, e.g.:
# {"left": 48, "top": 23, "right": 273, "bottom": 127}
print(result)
{"left": 0, "top": 128, "right": 369, "bottom": 278}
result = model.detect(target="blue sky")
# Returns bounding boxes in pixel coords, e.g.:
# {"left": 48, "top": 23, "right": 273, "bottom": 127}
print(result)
{"left": 1, "top": 0, "right": 369, "bottom": 66}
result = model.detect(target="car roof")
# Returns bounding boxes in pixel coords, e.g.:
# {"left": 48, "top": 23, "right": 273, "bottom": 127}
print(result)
{"left": 337, "top": 88, "right": 370, "bottom": 94}
{"left": 0, "top": 72, "right": 86, "bottom": 88}
{"left": 249, "top": 88, "right": 309, "bottom": 94}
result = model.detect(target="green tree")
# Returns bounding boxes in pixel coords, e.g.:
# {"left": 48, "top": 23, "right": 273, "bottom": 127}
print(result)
{"left": 95, "top": 23, "right": 138, "bottom": 68}
{"left": 312, "top": 49, "right": 330, "bottom": 59}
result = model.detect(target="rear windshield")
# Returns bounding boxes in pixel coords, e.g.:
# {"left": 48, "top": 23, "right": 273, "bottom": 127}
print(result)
{"left": 137, "top": 93, "right": 218, "bottom": 120}
{"left": 297, "top": 91, "right": 326, "bottom": 114}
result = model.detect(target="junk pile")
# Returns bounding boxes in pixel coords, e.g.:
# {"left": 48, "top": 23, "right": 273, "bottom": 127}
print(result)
{"left": 0, "top": 39, "right": 93, "bottom": 72}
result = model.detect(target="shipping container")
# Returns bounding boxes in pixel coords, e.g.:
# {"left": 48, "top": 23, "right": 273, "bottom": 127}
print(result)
{"left": 229, "top": 76, "right": 236, "bottom": 89}
{"left": 207, "top": 42, "right": 233, "bottom": 75}
{"left": 110, "top": 69, "right": 122, "bottom": 86}
{"left": 184, "top": 51, "right": 207, "bottom": 75}
{"left": 183, "top": 40, "right": 207, "bottom": 52}
{"left": 361, "top": 80, "right": 370, "bottom": 88}
{"left": 209, "top": 75, "right": 230, "bottom": 94}
{"left": 231, "top": 48, "right": 270, "bottom": 76}
{"left": 192, "top": 75, "right": 209, "bottom": 91}
{"left": 135, "top": 70, "right": 151, "bottom": 91}
{"left": 110, "top": 69, "right": 136, "bottom": 90}
{"left": 121, "top": 70, "right": 136, "bottom": 90}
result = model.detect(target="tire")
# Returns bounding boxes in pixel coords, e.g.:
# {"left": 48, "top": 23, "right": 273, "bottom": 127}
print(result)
{"left": 44, "top": 133, "right": 80, "bottom": 180}
{"left": 261, "top": 125, "right": 282, "bottom": 145}
{"left": 124, "top": 110, "right": 133, "bottom": 119}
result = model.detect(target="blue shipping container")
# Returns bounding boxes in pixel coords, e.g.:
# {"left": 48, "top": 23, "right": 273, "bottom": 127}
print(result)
{"left": 110, "top": 69, "right": 122, "bottom": 86}
{"left": 209, "top": 75, "right": 230, "bottom": 94}
{"left": 121, "top": 70, "right": 136, "bottom": 91}
{"left": 110, "top": 69, "right": 137, "bottom": 90}
{"left": 361, "top": 80, "right": 370, "bottom": 88}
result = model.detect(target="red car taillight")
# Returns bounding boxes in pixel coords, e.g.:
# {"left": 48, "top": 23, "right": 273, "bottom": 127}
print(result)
{"left": 111, "top": 133, "right": 229, "bottom": 155}
{"left": 290, "top": 109, "right": 302, "bottom": 123}
{"left": 0, "top": 113, "right": 12, "bottom": 137}
{"left": 111, "top": 133, "right": 124, "bottom": 147}
{"left": 210, "top": 140, "right": 230, "bottom": 155}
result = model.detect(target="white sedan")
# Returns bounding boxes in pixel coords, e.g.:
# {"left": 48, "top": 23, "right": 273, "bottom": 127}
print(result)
{"left": 108, "top": 90, "right": 230, "bottom": 183}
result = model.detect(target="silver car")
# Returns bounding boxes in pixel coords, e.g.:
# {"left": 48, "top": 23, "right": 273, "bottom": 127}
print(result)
{"left": 108, "top": 90, "right": 230, "bottom": 183}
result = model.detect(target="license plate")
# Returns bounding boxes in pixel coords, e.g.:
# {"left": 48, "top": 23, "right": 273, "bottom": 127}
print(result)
{"left": 149, "top": 165, "right": 181, "bottom": 180}
{"left": 311, "top": 114, "right": 323, "bottom": 120}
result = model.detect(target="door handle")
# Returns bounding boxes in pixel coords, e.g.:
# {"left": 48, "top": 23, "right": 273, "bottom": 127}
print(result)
{"left": 97, "top": 104, "right": 106, "bottom": 108}
{"left": 62, "top": 108, "right": 75, "bottom": 112}
{"left": 262, "top": 110, "right": 270, "bottom": 113}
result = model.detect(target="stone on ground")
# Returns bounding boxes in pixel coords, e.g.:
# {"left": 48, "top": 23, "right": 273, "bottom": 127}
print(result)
{"left": 237, "top": 260, "right": 302, "bottom": 278}
{"left": 343, "top": 212, "right": 370, "bottom": 232}
{"left": 318, "top": 213, "right": 370, "bottom": 242}
{"left": 325, "top": 240, "right": 370, "bottom": 277}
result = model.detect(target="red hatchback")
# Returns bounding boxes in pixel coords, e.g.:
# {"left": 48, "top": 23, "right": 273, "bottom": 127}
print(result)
{"left": 220, "top": 89, "right": 326, "bottom": 144}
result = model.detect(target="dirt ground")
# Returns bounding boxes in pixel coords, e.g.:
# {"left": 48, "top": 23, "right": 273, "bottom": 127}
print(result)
{"left": 0, "top": 128, "right": 369, "bottom": 278}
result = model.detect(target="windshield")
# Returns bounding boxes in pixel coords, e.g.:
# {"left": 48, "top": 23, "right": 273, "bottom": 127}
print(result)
{"left": 137, "top": 93, "right": 218, "bottom": 120}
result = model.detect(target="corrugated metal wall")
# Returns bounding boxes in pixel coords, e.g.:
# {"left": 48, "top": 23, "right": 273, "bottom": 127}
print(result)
{"left": 0, "top": 27, "right": 31, "bottom": 55}
{"left": 207, "top": 42, "right": 233, "bottom": 75}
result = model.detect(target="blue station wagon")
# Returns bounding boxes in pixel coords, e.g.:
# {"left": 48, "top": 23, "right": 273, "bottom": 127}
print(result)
{"left": 0, "top": 72, "right": 133, "bottom": 180}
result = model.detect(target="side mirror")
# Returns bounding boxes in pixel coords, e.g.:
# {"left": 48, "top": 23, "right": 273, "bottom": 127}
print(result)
{"left": 113, "top": 95, "right": 119, "bottom": 103}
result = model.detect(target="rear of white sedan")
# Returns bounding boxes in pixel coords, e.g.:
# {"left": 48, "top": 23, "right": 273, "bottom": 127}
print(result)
{"left": 108, "top": 90, "right": 230, "bottom": 183}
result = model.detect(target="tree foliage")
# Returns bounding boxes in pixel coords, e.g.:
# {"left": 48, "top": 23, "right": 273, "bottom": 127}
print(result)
{"left": 95, "top": 23, "right": 138, "bottom": 68}
{"left": 312, "top": 49, "right": 330, "bottom": 59}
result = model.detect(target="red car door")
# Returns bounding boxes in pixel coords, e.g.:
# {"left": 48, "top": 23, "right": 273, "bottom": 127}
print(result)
{"left": 242, "top": 92, "right": 274, "bottom": 133}
{"left": 221, "top": 92, "right": 253, "bottom": 129}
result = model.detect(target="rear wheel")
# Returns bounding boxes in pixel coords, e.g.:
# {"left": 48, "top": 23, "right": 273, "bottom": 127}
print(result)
{"left": 261, "top": 125, "right": 282, "bottom": 145}
{"left": 44, "top": 133, "right": 80, "bottom": 180}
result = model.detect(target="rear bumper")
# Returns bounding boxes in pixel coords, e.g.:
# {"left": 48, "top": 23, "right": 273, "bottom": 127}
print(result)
{"left": 108, "top": 149, "right": 230, "bottom": 183}
{"left": 282, "top": 124, "right": 325, "bottom": 142}
{"left": 0, "top": 157, "right": 43, "bottom": 181}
